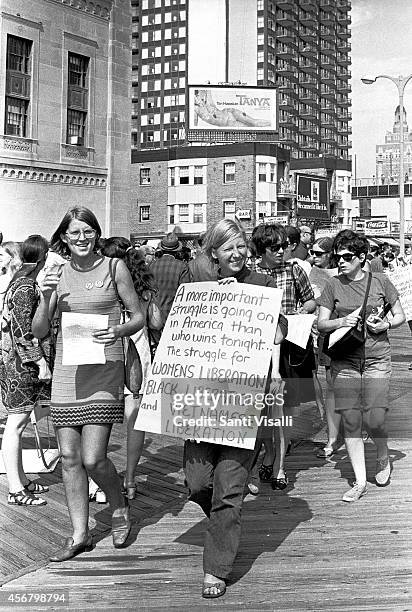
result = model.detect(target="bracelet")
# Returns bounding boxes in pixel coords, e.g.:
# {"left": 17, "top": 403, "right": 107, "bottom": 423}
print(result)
{"left": 387, "top": 321, "right": 392, "bottom": 330}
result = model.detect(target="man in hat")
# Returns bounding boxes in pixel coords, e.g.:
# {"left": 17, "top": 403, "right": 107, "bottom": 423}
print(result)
{"left": 150, "top": 232, "right": 191, "bottom": 323}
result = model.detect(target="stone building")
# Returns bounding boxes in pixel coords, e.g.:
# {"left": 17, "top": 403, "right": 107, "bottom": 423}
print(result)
{"left": 0, "top": 0, "right": 131, "bottom": 241}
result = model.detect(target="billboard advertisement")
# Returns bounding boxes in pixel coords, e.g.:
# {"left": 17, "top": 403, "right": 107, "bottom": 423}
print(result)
{"left": 188, "top": 85, "right": 278, "bottom": 132}
{"left": 296, "top": 174, "right": 329, "bottom": 220}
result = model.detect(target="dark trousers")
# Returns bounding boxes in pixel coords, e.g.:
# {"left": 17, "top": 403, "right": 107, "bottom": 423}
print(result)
{"left": 183, "top": 440, "right": 253, "bottom": 579}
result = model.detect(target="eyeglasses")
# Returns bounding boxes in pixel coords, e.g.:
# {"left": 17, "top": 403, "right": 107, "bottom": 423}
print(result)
{"left": 66, "top": 229, "right": 96, "bottom": 241}
{"left": 268, "top": 241, "right": 289, "bottom": 252}
{"left": 336, "top": 252, "right": 356, "bottom": 262}
{"left": 310, "top": 249, "right": 328, "bottom": 257}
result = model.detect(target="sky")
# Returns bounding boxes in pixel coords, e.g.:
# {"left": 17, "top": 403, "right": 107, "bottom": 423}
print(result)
{"left": 351, "top": 0, "right": 412, "bottom": 179}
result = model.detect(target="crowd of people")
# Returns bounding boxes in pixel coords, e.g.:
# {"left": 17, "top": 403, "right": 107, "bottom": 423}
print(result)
{"left": 0, "top": 206, "right": 409, "bottom": 599}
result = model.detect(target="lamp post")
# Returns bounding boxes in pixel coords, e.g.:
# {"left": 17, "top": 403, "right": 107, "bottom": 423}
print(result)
{"left": 361, "top": 74, "right": 412, "bottom": 256}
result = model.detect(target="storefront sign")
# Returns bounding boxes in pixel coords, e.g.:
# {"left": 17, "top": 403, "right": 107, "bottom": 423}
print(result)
{"left": 296, "top": 174, "right": 329, "bottom": 220}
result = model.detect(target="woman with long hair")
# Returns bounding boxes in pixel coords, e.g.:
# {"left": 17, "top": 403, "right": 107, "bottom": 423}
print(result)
{"left": 100, "top": 237, "right": 162, "bottom": 500}
{"left": 33, "top": 207, "right": 144, "bottom": 560}
{"left": 184, "top": 219, "right": 287, "bottom": 599}
{"left": 0, "top": 236, "right": 52, "bottom": 506}
{"left": 318, "top": 230, "right": 405, "bottom": 501}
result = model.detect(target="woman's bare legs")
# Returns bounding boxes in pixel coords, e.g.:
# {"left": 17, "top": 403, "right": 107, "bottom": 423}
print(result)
{"left": 124, "top": 394, "right": 145, "bottom": 489}
{"left": 57, "top": 426, "right": 89, "bottom": 544}
{"left": 324, "top": 368, "right": 341, "bottom": 449}
{"left": 2, "top": 412, "right": 31, "bottom": 493}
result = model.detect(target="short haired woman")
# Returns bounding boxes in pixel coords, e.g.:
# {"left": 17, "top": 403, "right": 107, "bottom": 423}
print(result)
{"left": 318, "top": 230, "right": 405, "bottom": 501}
{"left": 33, "top": 207, "right": 145, "bottom": 560}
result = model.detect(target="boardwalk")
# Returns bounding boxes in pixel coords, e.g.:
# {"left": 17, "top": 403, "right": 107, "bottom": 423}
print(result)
{"left": 0, "top": 326, "right": 411, "bottom": 610}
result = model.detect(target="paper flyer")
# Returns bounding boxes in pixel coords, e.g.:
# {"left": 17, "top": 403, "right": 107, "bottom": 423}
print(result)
{"left": 62, "top": 312, "right": 108, "bottom": 365}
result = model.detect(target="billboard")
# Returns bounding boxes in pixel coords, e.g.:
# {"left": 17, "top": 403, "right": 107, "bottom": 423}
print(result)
{"left": 188, "top": 85, "right": 278, "bottom": 132}
{"left": 296, "top": 174, "right": 329, "bottom": 220}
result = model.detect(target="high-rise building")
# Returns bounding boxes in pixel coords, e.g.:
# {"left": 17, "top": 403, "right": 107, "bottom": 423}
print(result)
{"left": 131, "top": 0, "right": 351, "bottom": 160}
{"left": 376, "top": 106, "right": 412, "bottom": 183}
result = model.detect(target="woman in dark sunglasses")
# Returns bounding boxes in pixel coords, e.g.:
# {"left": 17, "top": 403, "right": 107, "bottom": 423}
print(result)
{"left": 308, "top": 237, "right": 340, "bottom": 458}
{"left": 248, "top": 223, "right": 316, "bottom": 492}
{"left": 318, "top": 230, "right": 405, "bottom": 502}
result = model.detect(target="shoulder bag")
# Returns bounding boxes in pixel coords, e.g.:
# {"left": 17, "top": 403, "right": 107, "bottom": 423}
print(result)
{"left": 109, "top": 258, "right": 143, "bottom": 395}
{"left": 323, "top": 272, "right": 372, "bottom": 360}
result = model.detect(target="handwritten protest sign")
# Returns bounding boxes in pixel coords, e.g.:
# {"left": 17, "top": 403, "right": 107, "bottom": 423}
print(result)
{"left": 135, "top": 282, "right": 283, "bottom": 449}
{"left": 387, "top": 265, "right": 412, "bottom": 320}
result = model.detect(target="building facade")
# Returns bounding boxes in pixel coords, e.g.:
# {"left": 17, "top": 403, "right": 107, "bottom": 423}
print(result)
{"left": 0, "top": 0, "right": 131, "bottom": 241}
{"left": 130, "top": 142, "right": 290, "bottom": 241}
{"left": 131, "top": 0, "right": 351, "bottom": 160}
{"left": 375, "top": 105, "right": 412, "bottom": 184}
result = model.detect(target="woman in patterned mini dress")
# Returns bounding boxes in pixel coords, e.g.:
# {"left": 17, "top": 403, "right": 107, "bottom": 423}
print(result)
{"left": 33, "top": 207, "right": 144, "bottom": 561}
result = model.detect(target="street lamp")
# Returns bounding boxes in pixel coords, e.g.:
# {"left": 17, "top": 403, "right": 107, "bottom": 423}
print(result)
{"left": 361, "top": 73, "right": 412, "bottom": 256}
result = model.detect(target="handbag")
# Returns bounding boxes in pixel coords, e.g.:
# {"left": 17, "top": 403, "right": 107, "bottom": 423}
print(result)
{"left": 146, "top": 293, "right": 163, "bottom": 362}
{"left": 323, "top": 272, "right": 372, "bottom": 360}
{"left": 109, "top": 259, "right": 143, "bottom": 395}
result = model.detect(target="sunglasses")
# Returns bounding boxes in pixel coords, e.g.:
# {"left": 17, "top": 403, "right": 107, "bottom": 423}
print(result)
{"left": 268, "top": 241, "right": 289, "bottom": 252}
{"left": 336, "top": 252, "right": 356, "bottom": 262}
{"left": 310, "top": 249, "right": 328, "bottom": 256}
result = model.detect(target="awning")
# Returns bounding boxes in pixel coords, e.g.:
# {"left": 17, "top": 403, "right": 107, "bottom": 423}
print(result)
{"left": 373, "top": 237, "right": 400, "bottom": 247}
{"left": 366, "top": 237, "right": 381, "bottom": 247}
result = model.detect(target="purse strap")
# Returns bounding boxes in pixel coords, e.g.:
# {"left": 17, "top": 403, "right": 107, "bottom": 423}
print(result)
{"left": 359, "top": 272, "right": 373, "bottom": 324}
{"left": 109, "top": 258, "right": 126, "bottom": 323}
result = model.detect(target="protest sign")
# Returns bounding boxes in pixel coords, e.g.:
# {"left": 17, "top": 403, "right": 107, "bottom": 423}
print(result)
{"left": 135, "top": 282, "right": 283, "bottom": 449}
{"left": 387, "top": 265, "right": 412, "bottom": 320}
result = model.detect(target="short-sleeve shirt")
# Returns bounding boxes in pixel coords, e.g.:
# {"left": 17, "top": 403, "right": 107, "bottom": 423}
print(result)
{"left": 252, "top": 261, "right": 314, "bottom": 315}
{"left": 319, "top": 272, "right": 399, "bottom": 358}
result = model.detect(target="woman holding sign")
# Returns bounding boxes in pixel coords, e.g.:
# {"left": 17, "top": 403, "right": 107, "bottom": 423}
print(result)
{"left": 318, "top": 230, "right": 405, "bottom": 502}
{"left": 33, "top": 207, "right": 144, "bottom": 560}
{"left": 184, "top": 219, "right": 287, "bottom": 599}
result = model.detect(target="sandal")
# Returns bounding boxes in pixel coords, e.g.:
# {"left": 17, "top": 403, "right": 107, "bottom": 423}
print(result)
{"left": 316, "top": 446, "right": 335, "bottom": 458}
{"left": 258, "top": 464, "right": 273, "bottom": 482}
{"left": 202, "top": 581, "right": 226, "bottom": 599}
{"left": 8, "top": 490, "right": 47, "bottom": 506}
{"left": 122, "top": 482, "right": 137, "bottom": 501}
{"left": 271, "top": 474, "right": 288, "bottom": 490}
{"left": 25, "top": 480, "right": 49, "bottom": 494}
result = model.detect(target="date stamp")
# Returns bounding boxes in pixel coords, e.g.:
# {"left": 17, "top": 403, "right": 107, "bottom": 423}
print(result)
{"left": 0, "top": 591, "right": 69, "bottom": 606}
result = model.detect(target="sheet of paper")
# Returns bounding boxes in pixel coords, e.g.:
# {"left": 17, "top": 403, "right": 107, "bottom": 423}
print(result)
{"left": 327, "top": 307, "right": 361, "bottom": 348}
{"left": 285, "top": 314, "right": 316, "bottom": 349}
{"left": 62, "top": 312, "right": 108, "bottom": 365}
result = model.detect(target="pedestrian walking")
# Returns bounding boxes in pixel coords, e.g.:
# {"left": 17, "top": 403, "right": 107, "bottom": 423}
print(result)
{"left": 318, "top": 230, "right": 405, "bottom": 501}
{"left": 32, "top": 207, "right": 144, "bottom": 560}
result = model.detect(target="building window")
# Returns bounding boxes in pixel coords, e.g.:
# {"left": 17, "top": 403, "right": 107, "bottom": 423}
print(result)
{"left": 269, "top": 163, "right": 276, "bottom": 182}
{"left": 169, "top": 167, "right": 176, "bottom": 186}
{"left": 5, "top": 35, "right": 32, "bottom": 137}
{"left": 179, "top": 166, "right": 189, "bottom": 184}
{"left": 258, "top": 201, "right": 267, "bottom": 220}
{"left": 168, "top": 205, "right": 175, "bottom": 224}
{"left": 139, "top": 205, "right": 150, "bottom": 222}
{"left": 178, "top": 204, "right": 189, "bottom": 222}
{"left": 67, "top": 52, "right": 89, "bottom": 145}
{"left": 193, "top": 204, "right": 204, "bottom": 223}
{"left": 258, "top": 163, "right": 267, "bottom": 181}
{"left": 224, "top": 162, "right": 236, "bottom": 183}
{"left": 223, "top": 200, "right": 236, "bottom": 219}
{"left": 140, "top": 168, "right": 151, "bottom": 185}
{"left": 194, "top": 166, "right": 204, "bottom": 185}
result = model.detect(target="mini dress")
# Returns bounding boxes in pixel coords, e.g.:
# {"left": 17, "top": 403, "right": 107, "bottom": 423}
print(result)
{"left": 50, "top": 257, "right": 124, "bottom": 426}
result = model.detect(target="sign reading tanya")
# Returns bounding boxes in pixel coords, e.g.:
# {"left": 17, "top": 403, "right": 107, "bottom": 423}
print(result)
{"left": 296, "top": 174, "right": 329, "bottom": 220}
{"left": 188, "top": 85, "right": 278, "bottom": 133}
{"left": 135, "top": 282, "right": 283, "bottom": 449}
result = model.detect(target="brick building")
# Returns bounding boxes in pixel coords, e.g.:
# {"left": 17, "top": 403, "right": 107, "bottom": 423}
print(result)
{"left": 131, "top": 142, "right": 290, "bottom": 242}
{"left": 0, "top": 0, "right": 131, "bottom": 240}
